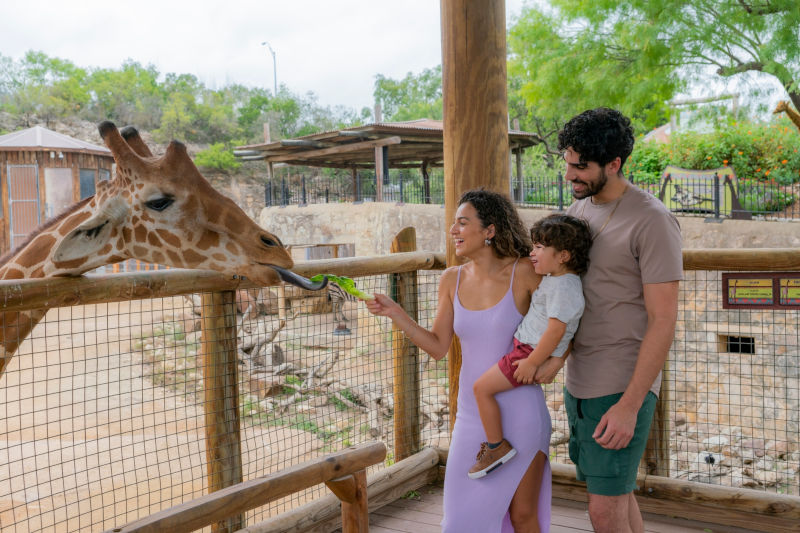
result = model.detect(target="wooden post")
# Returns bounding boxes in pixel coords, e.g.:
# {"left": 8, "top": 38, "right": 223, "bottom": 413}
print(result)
{"left": 201, "top": 290, "right": 244, "bottom": 532}
{"left": 374, "top": 103, "right": 384, "bottom": 202}
{"left": 645, "top": 363, "right": 671, "bottom": 477}
{"left": 325, "top": 470, "right": 369, "bottom": 533}
{"left": 390, "top": 227, "right": 421, "bottom": 461}
{"left": 264, "top": 123, "right": 273, "bottom": 208}
{"left": 441, "top": 0, "right": 510, "bottom": 431}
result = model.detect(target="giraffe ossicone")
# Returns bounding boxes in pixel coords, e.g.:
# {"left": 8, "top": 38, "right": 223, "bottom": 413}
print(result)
{"left": 0, "top": 121, "right": 326, "bottom": 377}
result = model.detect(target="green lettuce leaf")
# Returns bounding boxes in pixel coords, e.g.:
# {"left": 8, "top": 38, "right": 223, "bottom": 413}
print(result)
{"left": 310, "top": 274, "right": 375, "bottom": 300}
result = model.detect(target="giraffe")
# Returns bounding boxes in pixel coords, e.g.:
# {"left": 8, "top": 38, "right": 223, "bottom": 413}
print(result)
{"left": 0, "top": 121, "right": 325, "bottom": 378}
{"left": 773, "top": 100, "right": 800, "bottom": 133}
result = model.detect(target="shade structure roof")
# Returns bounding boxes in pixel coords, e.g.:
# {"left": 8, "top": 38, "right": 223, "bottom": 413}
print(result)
{"left": 0, "top": 125, "right": 111, "bottom": 156}
{"left": 235, "top": 119, "right": 542, "bottom": 169}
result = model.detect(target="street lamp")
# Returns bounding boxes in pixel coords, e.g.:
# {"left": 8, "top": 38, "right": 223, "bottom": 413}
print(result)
{"left": 261, "top": 41, "right": 277, "bottom": 96}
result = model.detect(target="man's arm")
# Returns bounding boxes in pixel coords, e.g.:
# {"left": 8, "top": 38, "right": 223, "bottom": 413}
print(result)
{"left": 592, "top": 280, "right": 679, "bottom": 449}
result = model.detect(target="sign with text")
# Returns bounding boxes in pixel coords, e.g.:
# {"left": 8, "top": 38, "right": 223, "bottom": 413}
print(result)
{"left": 723, "top": 272, "right": 800, "bottom": 310}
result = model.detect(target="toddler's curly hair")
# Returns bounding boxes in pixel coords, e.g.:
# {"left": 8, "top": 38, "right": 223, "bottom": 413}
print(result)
{"left": 530, "top": 214, "right": 592, "bottom": 275}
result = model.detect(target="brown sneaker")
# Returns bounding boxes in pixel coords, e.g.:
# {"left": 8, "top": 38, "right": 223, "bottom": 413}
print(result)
{"left": 468, "top": 439, "right": 517, "bottom": 479}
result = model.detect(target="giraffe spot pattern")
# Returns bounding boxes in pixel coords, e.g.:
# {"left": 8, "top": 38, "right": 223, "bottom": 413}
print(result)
{"left": 17, "top": 235, "right": 57, "bottom": 268}
{"left": 122, "top": 227, "right": 132, "bottom": 243}
{"left": 226, "top": 242, "right": 240, "bottom": 255}
{"left": 152, "top": 251, "right": 165, "bottom": 264}
{"left": 212, "top": 253, "right": 226, "bottom": 262}
{"left": 156, "top": 229, "right": 181, "bottom": 248}
{"left": 147, "top": 232, "right": 161, "bottom": 247}
{"left": 59, "top": 212, "right": 93, "bottom": 236}
{"left": 1, "top": 268, "right": 25, "bottom": 280}
{"left": 196, "top": 231, "right": 219, "bottom": 251}
{"left": 133, "top": 246, "right": 148, "bottom": 257}
{"left": 134, "top": 224, "right": 147, "bottom": 243}
{"left": 183, "top": 249, "right": 206, "bottom": 265}
{"left": 167, "top": 250, "right": 183, "bottom": 265}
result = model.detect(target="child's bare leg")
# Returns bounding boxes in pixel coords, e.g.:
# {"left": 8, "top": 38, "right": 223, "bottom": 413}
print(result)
{"left": 473, "top": 364, "right": 515, "bottom": 443}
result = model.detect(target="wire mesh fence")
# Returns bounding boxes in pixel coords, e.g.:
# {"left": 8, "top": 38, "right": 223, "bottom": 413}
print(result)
{"left": 0, "top": 255, "right": 798, "bottom": 532}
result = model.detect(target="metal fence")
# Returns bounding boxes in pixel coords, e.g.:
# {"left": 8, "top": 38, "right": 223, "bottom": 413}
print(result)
{"left": 0, "top": 250, "right": 798, "bottom": 531}
{"left": 266, "top": 171, "right": 800, "bottom": 221}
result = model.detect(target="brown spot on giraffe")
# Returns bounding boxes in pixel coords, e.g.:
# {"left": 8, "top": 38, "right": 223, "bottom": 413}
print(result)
{"left": 134, "top": 225, "right": 147, "bottom": 243}
{"left": 16, "top": 235, "right": 57, "bottom": 268}
{"left": 147, "top": 232, "right": 161, "bottom": 248}
{"left": 122, "top": 227, "right": 132, "bottom": 243}
{"left": 156, "top": 229, "right": 181, "bottom": 248}
{"left": 183, "top": 249, "right": 206, "bottom": 265}
{"left": 166, "top": 250, "right": 183, "bottom": 264}
{"left": 133, "top": 246, "right": 148, "bottom": 257}
{"left": 59, "top": 212, "right": 93, "bottom": 236}
{"left": 100, "top": 244, "right": 113, "bottom": 255}
{"left": 2, "top": 268, "right": 24, "bottom": 279}
{"left": 196, "top": 231, "right": 219, "bottom": 251}
{"left": 151, "top": 251, "right": 165, "bottom": 264}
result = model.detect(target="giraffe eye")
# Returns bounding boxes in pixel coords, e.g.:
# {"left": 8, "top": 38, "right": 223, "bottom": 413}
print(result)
{"left": 261, "top": 235, "right": 282, "bottom": 247}
{"left": 145, "top": 196, "right": 174, "bottom": 212}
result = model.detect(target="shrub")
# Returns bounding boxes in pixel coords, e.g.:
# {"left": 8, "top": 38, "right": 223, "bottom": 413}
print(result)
{"left": 194, "top": 143, "right": 241, "bottom": 172}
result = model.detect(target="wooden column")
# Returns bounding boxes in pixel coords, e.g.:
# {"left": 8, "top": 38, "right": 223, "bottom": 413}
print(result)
{"left": 390, "top": 228, "right": 421, "bottom": 461}
{"left": 264, "top": 123, "right": 273, "bottom": 207}
{"left": 374, "top": 103, "right": 384, "bottom": 201}
{"left": 201, "top": 290, "right": 244, "bottom": 532}
{"left": 441, "top": 0, "right": 510, "bottom": 430}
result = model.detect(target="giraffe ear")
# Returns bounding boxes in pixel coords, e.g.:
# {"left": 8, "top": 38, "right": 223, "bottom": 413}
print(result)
{"left": 53, "top": 198, "right": 128, "bottom": 262}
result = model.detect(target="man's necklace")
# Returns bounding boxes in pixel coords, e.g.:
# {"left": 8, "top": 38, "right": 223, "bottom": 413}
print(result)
{"left": 580, "top": 184, "right": 629, "bottom": 239}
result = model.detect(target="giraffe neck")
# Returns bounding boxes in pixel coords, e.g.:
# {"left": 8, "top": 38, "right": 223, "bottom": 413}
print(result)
{"left": 0, "top": 197, "right": 124, "bottom": 380}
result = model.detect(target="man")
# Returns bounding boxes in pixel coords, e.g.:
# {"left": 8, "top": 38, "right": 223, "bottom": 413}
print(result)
{"left": 537, "top": 108, "right": 682, "bottom": 532}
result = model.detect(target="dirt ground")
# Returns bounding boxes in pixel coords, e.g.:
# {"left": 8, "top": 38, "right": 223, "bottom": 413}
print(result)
{"left": 0, "top": 298, "right": 359, "bottom": 533}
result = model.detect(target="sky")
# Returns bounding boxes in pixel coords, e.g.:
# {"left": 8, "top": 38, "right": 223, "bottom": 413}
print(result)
{"left": 0, "top": 0, "right": 527, "bottom": 112}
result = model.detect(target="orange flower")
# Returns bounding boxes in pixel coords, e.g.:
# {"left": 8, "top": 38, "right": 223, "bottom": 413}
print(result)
{"left": 756, "top": 167, "right": 761, "bottom": 172}
{"left": 706, "top": 156, "right": 712, "bottom": 160}
{"left": 782, "top": 159, "right": 788, "bottom": 164}
{"left": 723, "top": 160, "right": 729, "bottom": 165}
{"left": 738, "top": 151, "right": 743, "bottom": 155}
{"left": 765, "top": 170, "right": 771, "bottom": 176}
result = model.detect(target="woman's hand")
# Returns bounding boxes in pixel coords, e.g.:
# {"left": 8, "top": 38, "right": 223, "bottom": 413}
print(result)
{"left": 365, "top": 293, "right": 401, "bottom": 319}
{"left": 533, "top": 356, "right": 565, "bottom": 384}
{"left": 512, "top": 358, "right": 538, "bottom": 385}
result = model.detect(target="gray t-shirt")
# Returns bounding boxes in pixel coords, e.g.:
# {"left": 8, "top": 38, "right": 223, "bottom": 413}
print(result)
{"left": 566, "top": 184, "right": 683, "bottom": 399}
{"left": 514, "top": 273, "right": 584, "bottom": 358}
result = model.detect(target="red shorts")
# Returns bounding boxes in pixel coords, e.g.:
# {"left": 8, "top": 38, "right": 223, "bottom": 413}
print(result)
{"left": 497, "top": 338, "right": 534, "bottom": 387}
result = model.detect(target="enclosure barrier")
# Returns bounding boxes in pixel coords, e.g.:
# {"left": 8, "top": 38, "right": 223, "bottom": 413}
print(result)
{"left": 1, "top": 248, "right": 799, "bottom": 532}
{"left": 104, "top": 441, "right": 385, "bottom": 533}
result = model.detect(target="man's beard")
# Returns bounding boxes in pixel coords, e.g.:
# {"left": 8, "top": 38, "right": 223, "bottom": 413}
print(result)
{"left": 571, "top": 168, "right": 608, "bottom": 199}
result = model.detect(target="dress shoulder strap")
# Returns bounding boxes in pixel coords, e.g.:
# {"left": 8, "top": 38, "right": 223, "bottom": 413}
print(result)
{"left": 509, "top": 258, "right": 519, "bottom": 289}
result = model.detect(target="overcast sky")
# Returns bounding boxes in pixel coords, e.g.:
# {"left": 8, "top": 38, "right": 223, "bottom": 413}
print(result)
{"left": 1, "top": 0, "right": 527, "bottom": 111}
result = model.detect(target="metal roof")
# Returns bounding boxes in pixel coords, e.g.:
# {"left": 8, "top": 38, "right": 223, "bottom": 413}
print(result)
{"left": 0, "top": 126, "right": 111, "bottom": 156}
{"left": 235, "top": 119, "right": 542, "bottom": 169}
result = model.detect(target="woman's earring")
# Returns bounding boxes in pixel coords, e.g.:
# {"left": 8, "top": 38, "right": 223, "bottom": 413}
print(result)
{"left": 484, "top": 238, "right": 492, "bottom": 246}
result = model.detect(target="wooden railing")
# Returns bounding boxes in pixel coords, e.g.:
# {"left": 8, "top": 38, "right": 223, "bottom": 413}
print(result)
{"left": 103, "top": 442, "right": 386, "bottom": 533}
{"left": 2, "top": 247, "right": 799, "bottom": 532}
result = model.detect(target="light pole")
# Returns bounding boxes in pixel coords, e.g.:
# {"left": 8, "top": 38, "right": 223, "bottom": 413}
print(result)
{"left": 261, "top": 41, "right": 277, "bottom": 96}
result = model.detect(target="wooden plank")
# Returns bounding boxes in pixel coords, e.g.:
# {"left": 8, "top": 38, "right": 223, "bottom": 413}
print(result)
{"left": 266, "top": 137, "right": 401, "bottom": 163}
{"left": 201, "top": 290, "right": 244, "bottom": 532}
{"left": 682, "top": 248, "right": 800, "bottom": 271}
{"left": 104, "top": 442, "right": 386, "bottom": 533}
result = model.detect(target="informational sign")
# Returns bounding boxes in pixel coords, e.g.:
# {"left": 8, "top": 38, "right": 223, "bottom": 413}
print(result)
{"left": 722, "top": 273, "right": 800, "bottom": 309}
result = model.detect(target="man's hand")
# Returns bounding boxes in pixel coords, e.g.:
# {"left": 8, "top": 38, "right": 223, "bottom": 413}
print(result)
{"left": 512, "top": 358, "right": 538, "bottom": 385}
{"left": 532, "top": 356, "right": 565, "bottom": 384}
{"left": 592, "top": 401, "right": 638, "bottom": 449}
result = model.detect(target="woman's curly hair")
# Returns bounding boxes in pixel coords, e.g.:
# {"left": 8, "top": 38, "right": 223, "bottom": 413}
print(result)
{"left": 557, "top": 107, "right": 635, "bottom": 170}
{"left": 530, "top": 214, "right": 592, "bottom": 275}
{"left": 459, "top": 189, "right": 532, "bottom": 258}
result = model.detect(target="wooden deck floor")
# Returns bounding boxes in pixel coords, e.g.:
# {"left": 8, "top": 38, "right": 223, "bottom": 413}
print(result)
{"left": 358, "top": 484, "right": 760, "bottom": 533}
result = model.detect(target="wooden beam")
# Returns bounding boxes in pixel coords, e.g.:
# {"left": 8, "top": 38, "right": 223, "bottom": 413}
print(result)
{"left": 266, "top": 136, "right": 401, "bottom": 163}
{"left": 280, "top": 139, "right": 334, "bottom": 148}
{"left": 441, "top": 0, "right": 510, "bottom": 432}
{"left": 240, "top": 447, "right": 440, "bottom": 533}
{"left": 104, "top": 442, "right": 386, "bottom": 533}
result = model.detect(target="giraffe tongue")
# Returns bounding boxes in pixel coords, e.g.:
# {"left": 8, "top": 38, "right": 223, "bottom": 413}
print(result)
{"left": 271, "top": 266, "right": 328, "bottom": 291}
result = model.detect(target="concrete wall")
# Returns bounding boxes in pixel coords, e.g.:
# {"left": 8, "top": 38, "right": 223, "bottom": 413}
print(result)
{"left": 259, "top": 203, "right": 800, "bottom": 255}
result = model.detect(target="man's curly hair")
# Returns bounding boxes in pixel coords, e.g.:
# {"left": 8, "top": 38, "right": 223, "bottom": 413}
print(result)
{"left": 557, "top": 107, "right": 635, "bottom": 170}
{"left": 459, "top": 189, "right": 532, "bottom": 258}
{"left": 530, "top": 214, "right": 592, "bottom": 275}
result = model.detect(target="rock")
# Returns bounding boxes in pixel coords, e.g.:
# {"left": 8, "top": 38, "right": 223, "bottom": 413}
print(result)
{"left": 550, "top": 431, "right": 569, "bottom": 446}
{"left": 702, "top": 436, "right": 728, "bottom": 452}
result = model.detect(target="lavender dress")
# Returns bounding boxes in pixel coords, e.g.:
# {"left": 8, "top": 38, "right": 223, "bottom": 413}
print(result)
{"left": 442, "top": 262, "right": 552, "bottom": 532}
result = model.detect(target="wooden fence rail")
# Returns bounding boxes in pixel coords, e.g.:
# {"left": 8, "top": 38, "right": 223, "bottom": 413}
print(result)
{"left": 103, "top": 442, "right": 386, "bottom": 533}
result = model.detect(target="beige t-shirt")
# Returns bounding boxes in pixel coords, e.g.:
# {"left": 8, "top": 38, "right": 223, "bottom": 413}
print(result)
{"left": 565, "top": 184, "right": 683, "bottom": 399}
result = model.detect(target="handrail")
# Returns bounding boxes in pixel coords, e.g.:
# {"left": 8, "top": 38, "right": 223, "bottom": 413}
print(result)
{"left": 103, "top": 442, "right": 386, "bottom": 533}
{"left": 0, "top": 251, "right": 447, "bottom": 313}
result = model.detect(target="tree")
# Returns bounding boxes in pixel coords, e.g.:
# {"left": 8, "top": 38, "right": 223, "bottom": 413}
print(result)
{"left": 373, "top": 65, "right": 443, "bottom": 121}
{"left": 508, "top": 1, "right": 800, "bottom": 134}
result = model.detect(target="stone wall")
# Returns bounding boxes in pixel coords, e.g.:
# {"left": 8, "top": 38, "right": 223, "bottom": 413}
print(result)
{"left": 259, "top": 202, "right": 800, "bottom": 254}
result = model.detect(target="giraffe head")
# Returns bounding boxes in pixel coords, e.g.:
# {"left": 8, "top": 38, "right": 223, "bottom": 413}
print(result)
{"left": 49, "top": 121, "right": 324, "bottom": 290}
{"left": 773, "top": 100, "right": 790, "bottom": 114}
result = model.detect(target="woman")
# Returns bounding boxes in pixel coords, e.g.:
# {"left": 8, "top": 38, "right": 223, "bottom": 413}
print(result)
{"left": 366, "top": 189, "right": 552, "bottom": 532}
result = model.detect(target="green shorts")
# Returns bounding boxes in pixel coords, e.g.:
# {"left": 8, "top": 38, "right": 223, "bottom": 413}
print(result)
{"left": 564, "top": 388, "right": 657, "bottom": 496}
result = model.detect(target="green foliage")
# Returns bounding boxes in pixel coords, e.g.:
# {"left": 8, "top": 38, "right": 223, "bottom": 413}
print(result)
{"left": 373, "top": 65, "right": 442, "bottom": 121}
{"left": 194, "top": 143, "right": 242, "bottom": 172}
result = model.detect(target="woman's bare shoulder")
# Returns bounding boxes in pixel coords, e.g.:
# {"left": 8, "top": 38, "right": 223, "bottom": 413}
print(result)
{"left": 515, "top": 259, "right": 542, "bottom": 290}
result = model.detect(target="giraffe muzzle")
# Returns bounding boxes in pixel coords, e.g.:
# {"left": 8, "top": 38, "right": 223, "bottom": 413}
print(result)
{"left": 271, "top": 265, "right": 328, "bottom": 291}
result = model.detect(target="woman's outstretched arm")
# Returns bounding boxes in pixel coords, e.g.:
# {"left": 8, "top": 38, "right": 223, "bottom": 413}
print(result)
{"left": 366, "top": 267, "right": 457, "bottom": 360}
